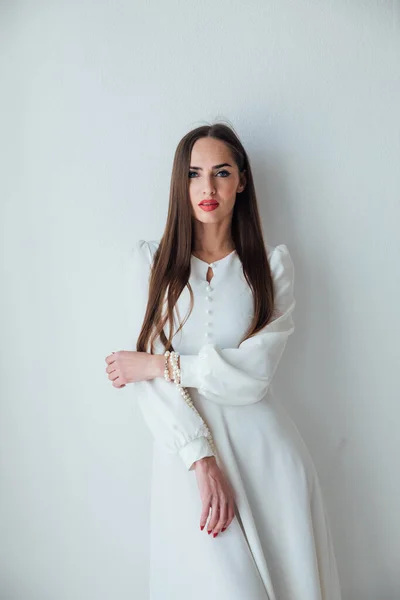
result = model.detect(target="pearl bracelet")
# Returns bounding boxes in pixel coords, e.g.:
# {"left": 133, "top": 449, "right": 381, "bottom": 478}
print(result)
{"left": 164, "top": 350, "right": 217, "bottom": 456}
{"left": 164, "top": 352, "right": 172, "bottom": 382}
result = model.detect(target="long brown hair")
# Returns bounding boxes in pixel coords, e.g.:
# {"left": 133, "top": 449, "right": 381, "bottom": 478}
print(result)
{"left": 136, "top": 122, "right": 275, "bottom": 354}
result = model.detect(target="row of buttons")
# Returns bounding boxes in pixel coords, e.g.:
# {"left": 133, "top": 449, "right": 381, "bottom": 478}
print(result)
{"left": 204, "top": 262, "right": 216, "bottom": 339}
{"left": 200, "top": 263, "right": 216, "bottom": 395}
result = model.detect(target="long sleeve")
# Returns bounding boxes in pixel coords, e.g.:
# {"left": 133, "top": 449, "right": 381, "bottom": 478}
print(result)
{"left": 179, "top": 244, "right": 295, "bottom": 406}
{"left": 125, "top": 240, "right": 215, "bottom": 471}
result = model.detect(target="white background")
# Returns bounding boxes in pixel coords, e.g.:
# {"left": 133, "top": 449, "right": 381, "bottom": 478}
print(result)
{"left": 1, "top": 1, "right": 399, "bottom": 598}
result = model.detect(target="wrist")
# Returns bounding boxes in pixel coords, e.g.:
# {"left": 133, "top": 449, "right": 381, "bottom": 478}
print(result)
{"left": 193, "top": 456, "right": 216, "bottom": 471}
{"left": 149, "top": 354, "right": 177, "bottom": 381}
{"left": 146, "top": 354, "right": 165, "bottom": 380}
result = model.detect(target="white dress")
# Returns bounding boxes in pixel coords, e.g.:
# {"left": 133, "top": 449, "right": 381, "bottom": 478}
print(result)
{"left": 126, "top": 239, "right": 342, "bottom": 600}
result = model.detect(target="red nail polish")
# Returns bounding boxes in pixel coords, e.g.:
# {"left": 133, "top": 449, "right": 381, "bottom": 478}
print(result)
{"left": 200, "top": 525, "right": 204, "bottom": 531}
{"left": 222, "top": 527, "right": 226, "bottom": 532}
{"left": 213, "top": 532, "right": 218, "bottom": 538}
{"left": 208, "top": 530, "right": 212, "bottom": 535}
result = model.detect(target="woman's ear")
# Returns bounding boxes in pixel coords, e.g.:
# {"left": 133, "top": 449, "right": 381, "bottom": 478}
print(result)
{"left": 237, "top": 169, "right": 247, "bottom": 193}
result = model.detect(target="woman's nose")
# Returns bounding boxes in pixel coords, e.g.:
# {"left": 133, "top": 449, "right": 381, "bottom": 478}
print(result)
{"left": 203, "top": 176, "right": 216, "bottom": 195}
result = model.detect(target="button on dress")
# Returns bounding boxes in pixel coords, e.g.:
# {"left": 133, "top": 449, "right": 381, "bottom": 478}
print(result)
{"left": 125, "top": 239, "right": 342, "bottom": 600}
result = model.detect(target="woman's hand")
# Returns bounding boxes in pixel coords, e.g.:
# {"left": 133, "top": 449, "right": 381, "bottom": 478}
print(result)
{"left": 194, "top": 456, "right": 236, "bottom": 537}
{"left": 105, "top": 351, "right": 166, "bottom": 388}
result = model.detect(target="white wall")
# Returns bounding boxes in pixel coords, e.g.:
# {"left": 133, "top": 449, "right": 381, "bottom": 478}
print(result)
{"left": 1, "top": 1, "right": 399, "bottom": 598}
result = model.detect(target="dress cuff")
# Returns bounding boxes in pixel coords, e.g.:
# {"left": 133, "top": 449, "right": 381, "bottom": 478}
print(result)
{"left": 178, "top": 436, "right": 215, "bottom": 471}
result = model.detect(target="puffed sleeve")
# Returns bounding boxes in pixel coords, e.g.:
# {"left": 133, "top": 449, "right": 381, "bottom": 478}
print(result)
{"left": 125, "top": 239, "right": 215, "bottom": 471}
{"left": 179, "top": 244, "right": 295, "bottom": 406}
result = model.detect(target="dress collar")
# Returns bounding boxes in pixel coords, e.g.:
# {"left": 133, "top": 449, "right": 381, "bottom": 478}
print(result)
{"left": 190, "top": 249, "right": 238, "bottom": 280}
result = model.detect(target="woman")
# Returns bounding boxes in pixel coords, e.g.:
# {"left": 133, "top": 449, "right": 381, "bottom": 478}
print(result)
{"left": 105, "top": 123, "right": 342, "bottom": 599}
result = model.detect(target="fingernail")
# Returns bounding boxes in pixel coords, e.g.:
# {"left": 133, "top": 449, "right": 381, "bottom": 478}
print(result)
{"left": 213, "top": 532, "right": 218, "bottom": 538}
{"left": 207, "top": 530, "right": 212, "bottom": 535}
{"left": 200, "top": 525, "right": 204, "bottom": 531}
{"left": 222, "top": 527, "right": 226, "bottom": 532}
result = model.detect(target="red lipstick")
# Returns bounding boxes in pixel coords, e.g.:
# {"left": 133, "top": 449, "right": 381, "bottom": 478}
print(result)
{"left": 199, "top": 200, "right": 219, "bottom": 212}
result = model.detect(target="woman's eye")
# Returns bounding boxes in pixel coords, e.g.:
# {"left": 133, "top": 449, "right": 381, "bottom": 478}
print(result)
{"left": 189, "top": 170, "right": 230, "bottom": 178}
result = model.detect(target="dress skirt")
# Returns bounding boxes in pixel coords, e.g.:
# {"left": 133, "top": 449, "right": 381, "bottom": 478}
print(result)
{"left": 148, "top": 386, "right": 342, "bottom": 600}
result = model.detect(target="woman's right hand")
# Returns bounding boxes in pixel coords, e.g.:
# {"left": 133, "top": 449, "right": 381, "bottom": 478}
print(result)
{"left": 194, "top": 456, "right": 236, "bottom": 537}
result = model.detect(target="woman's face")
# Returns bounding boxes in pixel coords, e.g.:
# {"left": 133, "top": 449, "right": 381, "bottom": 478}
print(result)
{"left": 188, "top": 137, "right": 246, "bottom": 223}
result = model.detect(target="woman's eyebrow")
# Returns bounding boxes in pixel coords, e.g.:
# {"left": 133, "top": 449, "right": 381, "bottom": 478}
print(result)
{"left": 189, "top": 163, "right": 232, "bottom": 170}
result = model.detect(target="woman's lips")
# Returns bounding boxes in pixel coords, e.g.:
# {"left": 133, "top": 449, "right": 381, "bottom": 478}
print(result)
{"left": 199, "top": 202, "right": 219, "bottom": 212}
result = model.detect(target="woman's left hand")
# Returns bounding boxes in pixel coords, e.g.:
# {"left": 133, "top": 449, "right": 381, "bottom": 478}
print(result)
{"left": 105, "top": 351, "right": 164, "bottom": 388}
